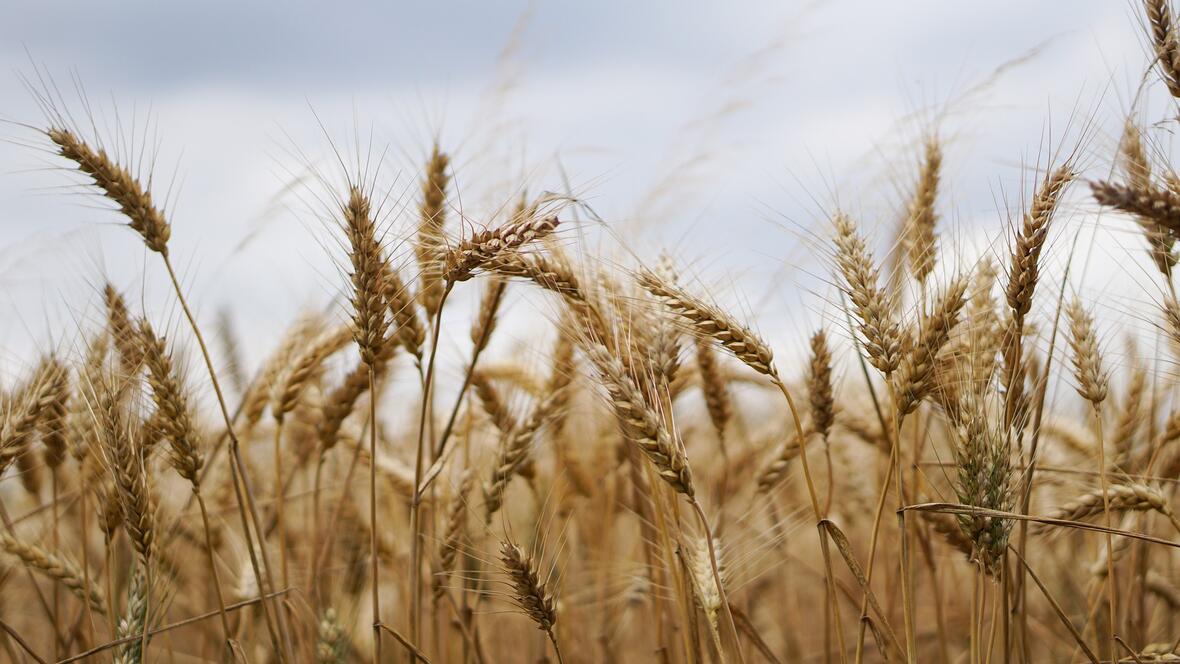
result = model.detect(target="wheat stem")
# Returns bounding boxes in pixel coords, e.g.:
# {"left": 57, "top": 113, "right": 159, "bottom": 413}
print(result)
{"left": 161, "top": 253, "right": 291, "bottom": 661}
{"left": 772, "top": 378, "right": 849, "bottom": 664}
{"left": 409, "top": 282, "right": 453, "bottom": 662}
{"left": 370, "top": 367, "right": 382, "bottom": 664}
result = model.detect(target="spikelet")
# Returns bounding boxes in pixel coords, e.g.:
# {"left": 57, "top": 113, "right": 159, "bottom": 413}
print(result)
{"left": 319, "top": 362, "right": 372, "bottom": 452}
{"left": 14, "top": 446, "right": 42, "bottom": 497}
{"left": 242, "top": 315, "right": 322, "bottom": 428}
{"left": 547, "top": 323, "right": 585, "bottom": 495}
{"left": 1090, "top": 526, "right": 1133, "bottom": 577}
{"left": 1163, "top": 296, "right": 1180, "bottom": 363}
{"left": 962, "top": 259, "right": 1001, "bottom": 385}
{"left": 318, "top": 333, "right": 397, "bottom": 453}
{"left": 1111, "top": 351, "right": 1147, "bottom": 471}
{"left": 1122, "top": 120, "right": 1154, "bottom": 191}
{"left": 488, "top": 251, "right": 585, "bottom": 299}
{"left": 103, "top": 284, "right": 144, "bottom": 377}
{"left": 548, "top": 323, "right": 576, "bottom": 433}
{"left": 1131, "top": 645, "right": 1180, "bottom": 662}
{"left": 838, "top": 409, "right": 890, "bottom": 451}
{"left": 1145, "top": 571, "right": 1180, "bottom": 610}
{"left": 69, "top": 332, "right": 108, "bottom": 468}
{"left": 1118, "top": 121, "right": 1179, "bottom": 277}
{"left": 47, "top": 128, "right": 171, "bottom": 254}
{"left": 487, "top": 251, "right": 611, "bottom": 342}
{"left": 920, "top": 510, "right": 976, "bottom": 561}
{"left": 1157, "top": 412, "right": 1180, "bottom": 477}
{"left": 472, "top": 371, "right": 517, "bottom": 434}
{"left": 215, "top": 309, "right": 248, "bottom": 396}
{"left": 345, "top": 440, "right": 418, "bottom": 497}
{"left": 95, "top": 481, "right": 124, "bottom": 541}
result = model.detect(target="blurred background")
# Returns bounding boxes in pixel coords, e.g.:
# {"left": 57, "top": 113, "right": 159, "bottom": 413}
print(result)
{"left": 0, "top": 0, "right": 1165, "bottom": 381}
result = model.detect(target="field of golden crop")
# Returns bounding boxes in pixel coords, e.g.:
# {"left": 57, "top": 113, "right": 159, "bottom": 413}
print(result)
{"left": 8, "top": 2, "right": 1180, "bottom": 663}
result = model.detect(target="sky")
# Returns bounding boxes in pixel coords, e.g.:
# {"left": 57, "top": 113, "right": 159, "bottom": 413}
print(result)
{"left": 0, "top": 0, "right": 1169, "bottom": 382}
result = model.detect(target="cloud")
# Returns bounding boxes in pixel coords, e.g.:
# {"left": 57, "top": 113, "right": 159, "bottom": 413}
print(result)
{"left": 0, "top": 0, "right": 1161, "bottom": 368}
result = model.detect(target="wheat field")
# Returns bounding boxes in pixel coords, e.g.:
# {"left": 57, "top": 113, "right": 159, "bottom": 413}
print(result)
{"left": 6, "top": 2, "right": 1180, "bottom": 663}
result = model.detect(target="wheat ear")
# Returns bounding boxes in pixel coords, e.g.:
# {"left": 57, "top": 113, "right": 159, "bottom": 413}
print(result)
{"left": 1145, "top": 0, "right": 1180, "bottom": 97}
{"left": 443, "top": 215, "right": 561, "bottom": 283}
{"left": 416, "top": 144, "right": 450, "bottom": 319}
{"left": 905, "top": 136, "right": 941, "bottom": 285}
{"left": 0, "top": 531, "right": 107, "bottom": 616}
{"left": 499, "top": 539, "right": 564, "bottom": 663}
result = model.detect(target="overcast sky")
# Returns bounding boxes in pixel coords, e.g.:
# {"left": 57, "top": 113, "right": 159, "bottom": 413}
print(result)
{"left": 0, "top": 1, "right": 1168, "bottom": 380}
